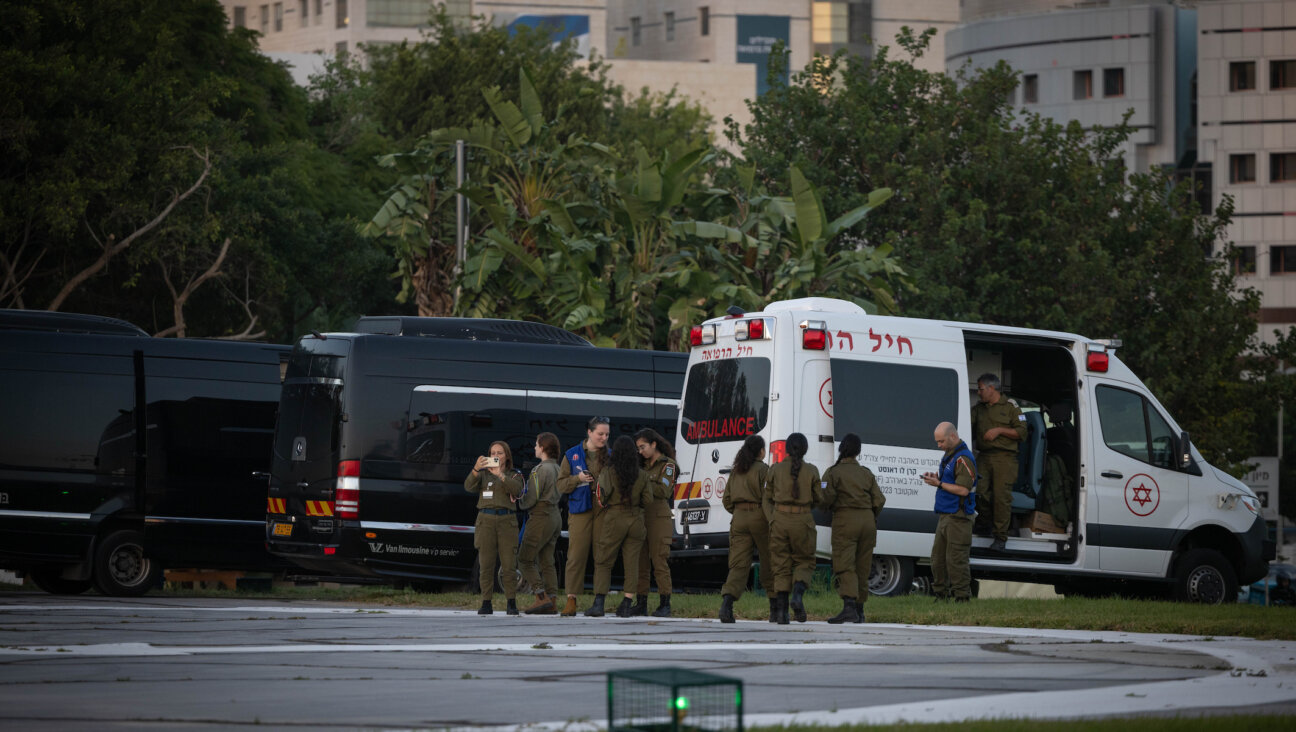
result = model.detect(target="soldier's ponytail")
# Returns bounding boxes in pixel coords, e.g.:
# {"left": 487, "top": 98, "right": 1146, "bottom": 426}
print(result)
{"left": 786, "top": 433, "right": 808, "bottom": 499}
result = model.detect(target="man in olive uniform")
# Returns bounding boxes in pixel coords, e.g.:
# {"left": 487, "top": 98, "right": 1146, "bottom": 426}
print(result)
{"left": 464, "top": 449, "right": 524, "bottom": 615}
{"left": 923, "top": 422, "right": 977, "bottom": 601}
{"left": 970, "top": 373, "right": 1025, "bottom": 552}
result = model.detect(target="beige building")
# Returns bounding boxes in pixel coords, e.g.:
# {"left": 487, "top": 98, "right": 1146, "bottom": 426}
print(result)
{"left": 813, "top": 0, "right": 960, "bottom": 75}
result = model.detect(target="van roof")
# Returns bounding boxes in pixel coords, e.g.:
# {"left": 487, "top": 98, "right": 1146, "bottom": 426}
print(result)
{"left": 352, "top": 316, "right": 593, "bottom": 347}
{"left": 0, "top": 309, "right": 148, "bottom": 337}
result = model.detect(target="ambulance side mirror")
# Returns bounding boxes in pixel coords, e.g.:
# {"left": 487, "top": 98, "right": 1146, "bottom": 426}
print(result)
{"left": 1177, "top": 431, "right": 1192, "bottom": 471}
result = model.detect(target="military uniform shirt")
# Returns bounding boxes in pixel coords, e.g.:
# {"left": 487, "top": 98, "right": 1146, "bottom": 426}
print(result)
{"left": 822, "top": 459, "right": 886, "bottom": 513}
{"left": 971, "top": 397, "right": 1027, "bottom": 453}
{"left": 642, "top": 455, "right": 678, "bottom": 502}
{"left": 464, "top": 467, "right": 523, "bottom": 510}
{"left": 722, "top": 461, "right": 769, "bottom": 512}
{"left": 527, "top": 459, "right": 561, "bottom": 515}
{"left": 597, "top": 468, "right": 655, "bottom": 511}
{"left": 762, "top": 460, "right": 825, "bottom": 509}
{"left": 558, "top": 445, "right": 609, "bottom": 495}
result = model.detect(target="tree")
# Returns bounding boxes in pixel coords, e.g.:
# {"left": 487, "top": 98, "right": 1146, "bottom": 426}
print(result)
{"left": 731, "top": 29, "right": 1296, "bottom": 468}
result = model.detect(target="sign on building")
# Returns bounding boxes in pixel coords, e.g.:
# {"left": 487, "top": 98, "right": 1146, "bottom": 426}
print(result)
{"left": 736, "top": 15, "right": 790, "bottom": 96}
{"left": 1242, "top": 456, "right": 1281, "bottom": 522}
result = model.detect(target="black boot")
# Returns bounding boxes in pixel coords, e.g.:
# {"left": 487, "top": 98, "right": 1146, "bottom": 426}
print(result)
{"left": 854, "top": 598, "right": 865, "bottom": 623}
{"left": 776, "top": 592, "right": 790, "bottom": 625}
{"left": 506, "top": 598, "right": 519, "bottom": 616}
{"left": 651, "top": 595, "right": 671, "bottom": 618}
{"left": 615, "top": 596, "right": 635, "bottom": 617}
{"left": 719, "top": 594, "right": 736, "bottom": 624}
{"left": 631, "top": 594, "right": 649, "bottom": 616}
{"left": 768, "top": 596, "right": 779, "bottom": 623}
{"left": 790, "top": 581, "right": 807, "bottom": 623}
{"left": 584, "top": 594, "right": 606, "bottom": 617}
{"left": 477, "top": 600, "right": 492, "bottom": 615}
{"left": 827, "top": 597, "right": 859, "bottom": 624}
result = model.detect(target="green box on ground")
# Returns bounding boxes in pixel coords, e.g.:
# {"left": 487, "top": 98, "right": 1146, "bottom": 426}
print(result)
{"left": 608, "top": 667, "right": 743, "bottom": 732}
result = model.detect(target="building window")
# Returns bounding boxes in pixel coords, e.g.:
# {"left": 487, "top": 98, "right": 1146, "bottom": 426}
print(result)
{"left": 1273, "top": 60, "right": 1296, "bottom": 90}
{"left": 1103, "top": 68, "right": 1124, "bottom": 97}
{"left": 1073, "top": 70, "right": 1093, "bottom": 100}
{"left": 233, "top": 6, "right": 246, "bottom": 27}
{"left": 1021, "top": 74, "right": 1038, "bottom": 104}
{"left": 1230, "top": 154, "right": 1256, "bottom": 183}
{"left": 1230, "top": 61, "right": 1256, "bottom": 91}
{"left": 700, "top": 6, "right": 710, "bottom": 37}
{"left": 260, "top": 4, "right": 269, "bottom": 34}
{"left": 299, "top": 0, "right": 307, "bottom": 27}
{"left": 336, "top": 0, "right": 348, "bottom": 28}
{"left": 273, "top": 2, "right": 283, "bottom": 31}
{"left": 314, "top": 0, "right": 321, "bottom": 25}
{"left": 631, "top": 16, "right": 641, "bottom": 46}
{"left": 1233, "top": 246, "right": 1257, "bottom": 275}
{"left": 665, "top": 12, "right": 675, "bottom": 42}
{"left": 336, "top": 41, "right": 348, "bottom": 56}
{"left": 1273, "top": 152, "right": 1296, "bottom": 182}
{"left": 1272, "top": 246, "right": 1296, "bottom": 274}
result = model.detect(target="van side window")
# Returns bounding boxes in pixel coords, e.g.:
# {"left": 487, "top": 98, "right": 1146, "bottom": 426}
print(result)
{"left": 831, "top": 360, "right": 960, "bottom": 449}
{"left": 1096, "top": 385, "right": 1177, "bottom": 470}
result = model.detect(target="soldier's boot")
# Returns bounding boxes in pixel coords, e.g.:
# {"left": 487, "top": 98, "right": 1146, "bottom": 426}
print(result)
{"left": 505, "top": 598, "right": 519, "bottom": 616}
{"left": 827, "top": 597, "right": 859, "bottom": 624}
{"left": 768, "top": 597, "right": 779, "bottom": 623}
{"left": 651, "top": 595, "right": 672, "bottom": 618}
{"left": 790, "top": 581, "right": 808, "bottom": 623}
{"left": 615, "top": 596, "right": 635, "bottom": 618}
{"left": 718, "top": 594, "right": 736, "bottom": 624}
{"left": 954, "top": 596, "right": 971, "bottom": 603}
{"left": 477, "top": 601, "right": 492, "bottom": 616}
{"left": 630, "top": 594, "right": 649, "bottom": 616}
{"left": 776, "top": 592, "right": 791, "bottom": 625}
{"left": 584, "top": 594, "right": 606, "bottom": 617}
{"left": 524, "top": 592, "right": 556, "bottom": 615}
{"left": 561, "top": 595, "right": 579, "bottom": 617}
{"left": 853, "top": 598, "right": 865, "bottom": 624}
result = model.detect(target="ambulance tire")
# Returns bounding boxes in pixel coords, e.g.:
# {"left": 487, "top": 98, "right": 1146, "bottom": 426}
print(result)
{"left": 92, "top": 529, "right": 160, "bottom": 597}
{"left": 1172, "top": 548, "right": 1237, "bottom": 605}
{"left": 28, "top": 569, "right": 92, "bottom": 595}
{"left": 868, "top": 555, "right": 914, "bottom": 597}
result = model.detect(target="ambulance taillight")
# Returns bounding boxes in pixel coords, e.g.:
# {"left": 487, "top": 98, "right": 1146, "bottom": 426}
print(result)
{"left": 336, "top": 460, "right": 360, "bottom": 519}
{"left": 1086, "top": 344, "right": 1109, "bottom": 373}
{"left": 689, "top": 324, "right": 716, "bottom": 347}
{"left": 735, "top": 318, "right": 766, "bottom": 340}
{"left": 801, "top": 320, "right": 827, "bottom": 350}
{"left": 769, "top": 440, "right": 787, "bottom": 464}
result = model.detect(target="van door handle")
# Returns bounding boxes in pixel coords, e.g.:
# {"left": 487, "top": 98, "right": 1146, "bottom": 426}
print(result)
{"left": 1101, "top": 471, "right": 1123, "bottom": 479}
{"left": 297, "top": 481, "right": 310, "bottom": 489}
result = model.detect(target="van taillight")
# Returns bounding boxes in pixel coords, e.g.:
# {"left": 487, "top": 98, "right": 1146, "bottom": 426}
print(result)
{"left": 769, "top": 440, "right": 787, "bottom": 464}
{"left": 1086, "top": 351, "right": 1109, "bottom": 373}
{"left": 336, "top": 460, "right": 360, "bottom": 519}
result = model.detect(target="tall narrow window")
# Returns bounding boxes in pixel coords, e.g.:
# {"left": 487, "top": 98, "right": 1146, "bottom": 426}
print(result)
{"left": 1022, "top": 74, "right": 1039, "bottom": 104}
{"left": 233, "top": 6, "right": 246, "bottom": 27}
{"left": 260, "top": 4, "right": 269, "bottom": 34}
{"left": 1233, "top": 246, "right": 1257, "bottom": 275}
{"left": 273, "top": 2, "right": 283, "bottom": 31}
{"left": 336, "top": 40, "right": 348, "bottom": 56}
{"left": 1230, "top": 61, "right": 1257, "bottom": 91}
{"left": 665, "top": 12, "right": 675, "bottom": 42}
{"left": 314, "top": 0, "right": 321, "bottom": 25}
{"left": 1273, "top": 60, "right": 1296, "bottom": 90}
{"left": 631, "top": 16, "right": 641, "bottom": 46}
{"left": 1103, "top": 68, "right": 1124, "bottom": 97}
{"left": 1073, "top": 70, "right": 1093, "bottom": 100}
{"left": 299, "top": 0, "right": 307, "bottom": 27}
{"left": 1230, "top": 154, "right": 1256, "bottom": 183}
{"left": 336, "top": 0, "right": 348, "bottom": 28}
{"left": 1273, "top": 153, "right": 1296, "bottom": 182}
{"left": 700, "top": 6, "right": 710, "bottom": 37}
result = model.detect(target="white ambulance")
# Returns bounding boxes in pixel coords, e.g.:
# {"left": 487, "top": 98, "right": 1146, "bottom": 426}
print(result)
{"left": 671, "top": 297, "right": 1272, "bottom": 603}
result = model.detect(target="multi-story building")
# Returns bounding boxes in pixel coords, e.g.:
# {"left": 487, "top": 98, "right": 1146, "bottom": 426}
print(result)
{"left": 813, "top": 0, "right": 961, "bottom": 75}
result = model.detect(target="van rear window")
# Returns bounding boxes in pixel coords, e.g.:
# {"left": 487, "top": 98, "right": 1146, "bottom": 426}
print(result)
{"left": 831, "top": 360, "right": 960, "bottom": 449}
{"left": 680, "top": 358, "right": 771, "bottom": 444}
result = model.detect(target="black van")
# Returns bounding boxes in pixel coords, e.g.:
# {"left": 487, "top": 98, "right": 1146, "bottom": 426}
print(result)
{"left": 265, "top": 317, "right": 686, "bottom": 587}
{"left": 0, "top": 310, "right": 290, "bottom": 595}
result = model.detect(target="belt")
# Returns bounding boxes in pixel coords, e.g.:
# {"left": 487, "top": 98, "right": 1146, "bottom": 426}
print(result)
{"left": 605, "top": 504, "right": 632, "bottom": 511}
{"left": 774, "top": 504, "right": 809, "bottom": 514}
{"left": 479, "top": 508, "right": 514, "bottom": 516}
{"left": 734, "top": 503, "right": 760, "bottom": 511}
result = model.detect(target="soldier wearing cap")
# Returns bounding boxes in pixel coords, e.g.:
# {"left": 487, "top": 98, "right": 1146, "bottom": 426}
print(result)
{"left": 970, "top": 373, "right": 1025, "bottom": 553}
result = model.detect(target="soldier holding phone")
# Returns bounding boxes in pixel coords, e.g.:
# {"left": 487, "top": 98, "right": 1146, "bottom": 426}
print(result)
{"left": 465, "top": 441, "right": 523, "bottom": 615}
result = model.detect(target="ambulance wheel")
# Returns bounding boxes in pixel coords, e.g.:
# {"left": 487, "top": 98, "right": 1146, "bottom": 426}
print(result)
{"left": 28, "top": 569, "right": 92, "bottom": 595}
{"left": 868, "top": 555, "right": 914, "bottom": 597}
{"left": 92, "top": 530, "right": 160, "bottom": 597}
{"left": 1172, "top": 549, "right": 1237, "bottom": 605}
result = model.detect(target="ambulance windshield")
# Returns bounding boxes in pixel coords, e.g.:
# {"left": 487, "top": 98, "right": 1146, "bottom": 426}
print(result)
{"left": 680, "top": 358, "right": 771, "bottom": 444}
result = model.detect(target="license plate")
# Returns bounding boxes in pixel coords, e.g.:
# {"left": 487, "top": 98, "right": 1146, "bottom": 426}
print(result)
{"left": 683, "top": 508, "right": 708, "bottom": 524}
{"left": 272, "top": 522, "right": 293, "bottom": 537}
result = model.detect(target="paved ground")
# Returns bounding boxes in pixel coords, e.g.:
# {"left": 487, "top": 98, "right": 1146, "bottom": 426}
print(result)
{"left": 0, "top": 593, "right": 1293, "bottom": 730}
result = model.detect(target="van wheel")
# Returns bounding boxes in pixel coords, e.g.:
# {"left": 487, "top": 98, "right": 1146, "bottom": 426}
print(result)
{"left": 93, "top": 530, "right": 160, "bottom": 597}
{"left": 1172, "top": 549, "right": 1237, "bottom": 604}
{"left": 868, "top": 555, "right": 914, "bottom": 597}
{"left": 29, "top": 569, "right": 92, "bottom": 595}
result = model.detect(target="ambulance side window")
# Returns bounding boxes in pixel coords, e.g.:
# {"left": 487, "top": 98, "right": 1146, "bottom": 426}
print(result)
{"left": 1096, "top": 385, "right": 1177, "bottom": 470}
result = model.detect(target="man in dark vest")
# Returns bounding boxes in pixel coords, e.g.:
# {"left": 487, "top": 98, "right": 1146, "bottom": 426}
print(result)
{"left": 922, "top": 421, "right": 977, "bottom": 602}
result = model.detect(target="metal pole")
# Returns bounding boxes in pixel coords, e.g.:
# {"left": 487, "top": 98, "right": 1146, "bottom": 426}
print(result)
{"left": 454, "top": 139, "right": 466, "bottom": 310}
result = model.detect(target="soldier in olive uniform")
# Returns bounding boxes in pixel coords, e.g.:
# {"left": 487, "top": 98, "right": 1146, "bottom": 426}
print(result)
{"left": 587, "top": 436, "right": 654, "bottom": 618}
{"left": 719, "top": 435, "right": 777, "bottom": 623}
{"left": 632, "top": 428, "right": 677, "bottom": 617}
{"left": 763, "top": 432, "right": 826, "bottom": 624}
{"left": 520, "top": 432, "right": 563, "bottom": 614}
{"left": 822, "top": 433, "right": 885, "bottom": 624}
{"left": 922, "top": 422, "right": 977, "bottom": 601}
{"left": 970, "top": 373, "right": 1025, "bottom": 552}
{"left": 464, "top": 441, "right": 524, "bottom": 615}
{"left": 557, "top": 417, "right": 611, "bottom": 616}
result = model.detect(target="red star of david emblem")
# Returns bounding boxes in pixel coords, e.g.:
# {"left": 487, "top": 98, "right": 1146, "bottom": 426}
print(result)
{"left": 1131, "top": 483, "right": 1153, "bottom": 507}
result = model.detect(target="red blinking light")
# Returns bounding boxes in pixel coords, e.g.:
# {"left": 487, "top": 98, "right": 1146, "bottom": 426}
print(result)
{"left": 747, "top": 319, "right": 764, "bottom": 339}
{"left": 1086, "top": 352, "right": 1109, "bottom": 373}
{"left": 769, "top": 440, "right": 787, "bottom": 464}
{"left": 689, "top": 325, "right": 703, "bottom": 347}
{"left": 803, "top": 328, "right": 826, "bottom": 350}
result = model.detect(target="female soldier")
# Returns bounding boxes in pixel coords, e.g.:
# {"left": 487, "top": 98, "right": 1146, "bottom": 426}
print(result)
{"left": 586, "top": 435, "right": 653, "bottom": 618}
{"left": 520, "top": 432, "right": 563, "bottom": 614}
{"left": 557, "top": 417, "right": 611, "bottom": 616}
{"left": 718, "top": 435, "right": 777, "bottom": 623}
{"left": 464, "top": 441, "right": 523, "bottom": 615}
{"left": 762, "top": 432, "right": 824, "bottom": 624}
{"left": 821, "top": 433, "right": 885, "bottom": 624}
{"left": 632, "top": 427, "right": 677, "bottom": 617}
